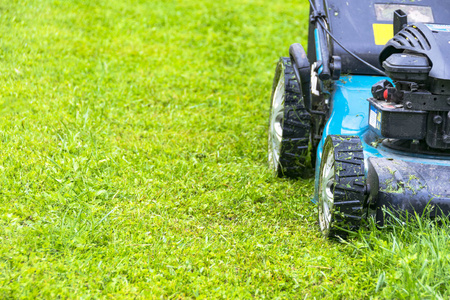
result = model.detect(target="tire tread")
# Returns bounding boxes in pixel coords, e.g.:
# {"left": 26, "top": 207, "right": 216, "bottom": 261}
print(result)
{"left": 270, "top": 57, "right": 311, "bottom": 178}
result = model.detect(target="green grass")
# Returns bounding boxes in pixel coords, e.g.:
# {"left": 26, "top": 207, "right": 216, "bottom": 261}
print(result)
{"left": 1, "top": 0, "right": 450, "bottom": 298}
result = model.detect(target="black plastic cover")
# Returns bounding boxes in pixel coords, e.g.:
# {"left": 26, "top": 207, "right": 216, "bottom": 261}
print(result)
{"left": 308, "top": 0, "right": 450, "bottom": 76}
{"left": 382, "top": 53, "right": 431, "bottom": 82}
{"left": 368, "top": 98, "right": 427, "bottom": 139}
{"left": 380, "top": 23, "right": 450, "bottom": 80}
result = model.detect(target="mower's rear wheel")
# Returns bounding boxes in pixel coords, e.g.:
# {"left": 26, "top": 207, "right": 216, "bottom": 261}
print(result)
{"left": 318, "top": 135, "right": 366, "bottom": 239}
{"left": 268, "top": 57, "right": 311, "bottom": 178}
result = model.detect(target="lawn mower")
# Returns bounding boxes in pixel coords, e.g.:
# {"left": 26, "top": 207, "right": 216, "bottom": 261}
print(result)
{"left": 268, "top": 0, "right": 450, "bottom": 238}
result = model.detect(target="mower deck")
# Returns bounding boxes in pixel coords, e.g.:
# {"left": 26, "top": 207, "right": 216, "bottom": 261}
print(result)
{"left": 368, "top": 157, "right": 450, "bottom": 224}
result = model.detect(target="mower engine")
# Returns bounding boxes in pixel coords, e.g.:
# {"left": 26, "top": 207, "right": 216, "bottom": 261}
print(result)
{"left": 368, "top": 20, "right": 450, "bottom": 152}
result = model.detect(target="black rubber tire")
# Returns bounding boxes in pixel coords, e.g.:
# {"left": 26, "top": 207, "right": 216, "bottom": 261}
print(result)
{"left": 318, "top": 135, "right": 365, "bottom": 239}
{"left": 268, "top": 57, "right": 311, "bottom": 178}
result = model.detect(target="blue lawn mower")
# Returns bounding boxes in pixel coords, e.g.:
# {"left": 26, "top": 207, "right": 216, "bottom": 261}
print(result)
{"left": 268, "top": 0, "right": 450, "bottom": 239}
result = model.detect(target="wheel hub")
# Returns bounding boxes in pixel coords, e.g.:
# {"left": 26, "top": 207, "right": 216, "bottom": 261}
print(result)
{"left": 319, "top": 146, "right": 335, "bottom": 235}
{"left": 268, "top": 72, "right": 285, "bottom": 171}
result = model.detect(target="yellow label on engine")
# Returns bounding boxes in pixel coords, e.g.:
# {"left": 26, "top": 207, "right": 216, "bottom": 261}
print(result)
{"left": 373, "top": 24, "right": 394, "bottom": 45}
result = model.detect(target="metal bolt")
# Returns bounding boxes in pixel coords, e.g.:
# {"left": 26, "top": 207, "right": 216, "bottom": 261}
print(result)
{"left": 443, "top": 135, "right": 450, "bottom": 144}
{"left": 405, "top": 101, "right": 413, "bottom": 109}
{"left": 433, "top": 115, "right": 443, "bottom": 125}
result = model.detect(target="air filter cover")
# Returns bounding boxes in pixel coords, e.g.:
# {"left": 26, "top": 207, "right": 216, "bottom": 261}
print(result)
{"left": 383, "top": 53, "right": 431, "bottom": 82}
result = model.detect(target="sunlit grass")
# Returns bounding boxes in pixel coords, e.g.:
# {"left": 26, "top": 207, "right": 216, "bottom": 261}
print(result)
{"left": 0, "top": 0, "right": 449, "bottom": 298}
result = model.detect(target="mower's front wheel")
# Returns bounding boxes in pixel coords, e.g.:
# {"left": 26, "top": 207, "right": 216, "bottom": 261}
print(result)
{"left": 318, "top": 135, "right": 366, "bottom": 239}
{"left": 268, "top": 57, "right": 311, "bottom": 178}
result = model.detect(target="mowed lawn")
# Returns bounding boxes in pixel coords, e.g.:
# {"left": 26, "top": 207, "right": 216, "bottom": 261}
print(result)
{"left": 1, "top": 0, "right": 450, "bottom": 298}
